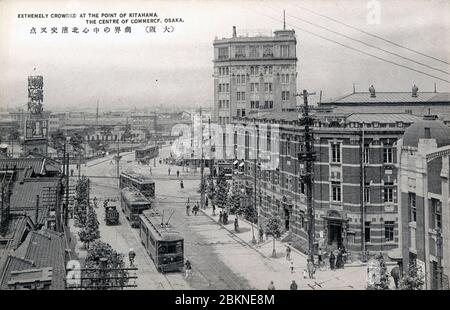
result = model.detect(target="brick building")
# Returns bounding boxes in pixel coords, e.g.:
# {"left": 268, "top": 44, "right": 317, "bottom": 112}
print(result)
{"left": 234, "top": 109, "right": 421, "bottom": 254}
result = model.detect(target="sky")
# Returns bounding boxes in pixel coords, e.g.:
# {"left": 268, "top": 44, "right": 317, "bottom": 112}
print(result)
{"left": 0, "top": 0, "right": 449, "bottom": 112}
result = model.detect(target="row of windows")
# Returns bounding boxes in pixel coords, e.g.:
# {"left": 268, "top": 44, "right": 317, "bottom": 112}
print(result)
{"left": 237, "top": 109, "right": 246, "bottom": 117}
{"left": 218, "top": 65, "right": 293, "bottom": 77}
{"left": 249, "top": 100, "right": 274, "bottom": 109}
{"left": 236, "top": 74, "right": 246, "bottom": 84}
{"left": 280, "top": 73, "right": 290, "bottom": 84}
{"left": 218, "top": 67, "right": 229, "bottom": 76}
{"left": 408, "top": 193, "right": 441, "bottom": 229}
{"left": 218, "top": 83, "right": 230, "bottom": 93}
{"left": 236, "top": 91, "right": 246, "bottom": 101}
{"left": 218, "top": 100, "right": 230, "bottom": 109}
{"left": 281, "top": 91, "right": 290, "bottom": 101}
{"left": 218, "top": 116, "right": 230, "bottom": 124}
{"left": 222, "top": 45, "right": 291, "bottom": 59}
{"left": 365, "top": 221, "right": 395, "bottom": 242}
{"left": 332, "top": 143, "right": 395, "bottom": 164}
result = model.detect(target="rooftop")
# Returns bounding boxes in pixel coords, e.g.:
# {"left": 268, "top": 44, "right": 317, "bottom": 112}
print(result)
{"left": 325, "top": 91, "right": 450, "bottom": 105}
{"left": 403, "top": 119, "right": 450, "bottom": 148}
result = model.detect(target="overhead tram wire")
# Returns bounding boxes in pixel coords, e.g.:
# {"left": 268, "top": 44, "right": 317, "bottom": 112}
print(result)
{"left": 291, "top": 4, "right": 450, "bottom": 66}
{"left": 263, "top": 4, "right": 450, "bottom": 76}
{"left": 237, "top": 4, "right": 450, "bottom": 84}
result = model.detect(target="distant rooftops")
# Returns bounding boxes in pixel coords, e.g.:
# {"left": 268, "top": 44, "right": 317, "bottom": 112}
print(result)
{"left": 214, "top": 26, "right": 295, "bottom": 44}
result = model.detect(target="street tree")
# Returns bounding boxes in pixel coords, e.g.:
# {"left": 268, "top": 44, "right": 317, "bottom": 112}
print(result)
{"left": 206, "top": 174, "right": 215, "bottom": 206}
{"left": 78, "top": 205, "right": 100, "bottom": 249}
{"left": 400, "top": 261, "right": 425, "bottom": 290}
{"left": 50, "top": 129, "right": 66, "bottom": 155}
{"left": 69, "top": 132, "right": 85, "bottom": 154}
{"left": 227, "top": 180, "right": 242, "bottom": 214}
{"left": 367, "top": 253, "right": 391, "bottom": 290}
{"left": 83, "top": 240, "right": 129, "bottom": 289}
{"left": 122, "top": 124, "right": 133, "bottom": 141}
{"left": 263, "top": 215, "right": 283, "bottom": 258}
{"left": 8, "top": 126, "right": 20, "bottom": 142}
{"left": 74, "top": 176, "right": 89, "bottom": 227}
{"left": 214, "top": 172, "right": 229, "bottom": 210}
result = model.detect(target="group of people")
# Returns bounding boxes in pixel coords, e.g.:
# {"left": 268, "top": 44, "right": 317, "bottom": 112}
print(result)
{"left": 329, "top": 246, "right": 347, "bottom": 270}
{"left": 267, "top": 280, "right": 299, "bottom": 290}
{"left": 219, "top": 210, "right": 229, "bottom": 224}
{"left": 186, "top": 200, "right": 200, "bottom": 216}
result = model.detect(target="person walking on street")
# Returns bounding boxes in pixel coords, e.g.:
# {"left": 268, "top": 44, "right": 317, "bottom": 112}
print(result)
{"left": 391, "top": 265, "right": 400, "bottom": 289}
{"left": 329, "top": 251, "right": 336, "bottom": 270}
{"left": 212, "top": 204, "right": 216, "bottom": 216}
{"left": 290, "top": 260, "right": 295, "bottom": 273}
{"left": 267, "top": 281, "right": 275, "bottom": 290}
{"left": 168, "top": 167, "right": 171, "bottom": 176}
{"left": 307, "top": 259, "right": 315, "bottom": 279}
{"left": 149, "top": 166, "right": 152, "bottom": 175}
{"left": 185, "top": 259, "right": 192, "bottom": 279}
{"left": 180, "top": 179, "right": 184, "bottom": 189}
{"left": 205, "top": 197, "right": 209, "bottom": 207}
{"left": 234, "top": 217, "right": 239, "bottom": 233}
{"left": 186, "top": 202, "right": 191, "bottom": 216}
{"left": 193, "top": 202, "right": 199, "bottom": 216}
{"left": 286, "top": 245, "right": 291, "bottom": 261}
{"left": 290, "top": 280, "right": 298, "bottom": 290}
{"left": 259, "top": 228, "right": 264, "bottom": 242}
{"left": 177, "top": 170, "right": 180, "bottom": 178}
{"left": 336, "top": 250, "right": 343, "bottom": 269}
{"left": 219, "top": 210, "right": 223, "bottom": 223}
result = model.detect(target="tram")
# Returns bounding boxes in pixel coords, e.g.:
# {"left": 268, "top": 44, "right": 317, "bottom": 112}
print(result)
{"left": 120, "top": 187, "right": 152, "bottom": 228}
{"left": 139, "top": 209, "right": 184, "bottom": 272}
{"left": 135, "top": 145, "right": 159, "bottom": 164}
{"left": 119, "top": 171, "right": 155, "bottom": 199}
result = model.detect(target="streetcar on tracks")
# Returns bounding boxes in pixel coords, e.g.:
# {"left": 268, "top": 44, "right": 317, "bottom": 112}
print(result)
{"left": 139, "top": 209, "right": 184, "bottom": 273}
{"left": 120, "top": 187, "right": 152, "bottom": 228}
{"left": 135, "top": 144, "right": 159, "bottom": 164}
{"left": 119, "top": 171, "right": 155, "bottom": 199}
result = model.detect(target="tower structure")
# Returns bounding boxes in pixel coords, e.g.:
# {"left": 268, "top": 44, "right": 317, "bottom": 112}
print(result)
{"left": 23, "top": 74, "right": 48, "bottom": 156}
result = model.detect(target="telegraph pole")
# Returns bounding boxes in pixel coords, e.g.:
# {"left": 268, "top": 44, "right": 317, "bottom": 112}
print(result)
{"left": 200, "top": 108, "right": 205, "bottom": 209}
{"left": 115, "top": 139, "right": 121, "bottom": 179}
{"left": 436, "top": 227, "right": 444, "bottom": 290}
{"left": 296, "top": 90, "right": 316, "bottom": 263}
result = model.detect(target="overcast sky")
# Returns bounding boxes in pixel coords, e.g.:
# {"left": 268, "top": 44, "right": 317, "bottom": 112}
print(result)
{"left": 0, "top": 0, "right": 449, "bottom": 112}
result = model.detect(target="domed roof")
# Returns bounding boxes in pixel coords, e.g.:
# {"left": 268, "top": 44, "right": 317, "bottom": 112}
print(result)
{"left": 403, "top": 119, "right": 450, "bottom": 148}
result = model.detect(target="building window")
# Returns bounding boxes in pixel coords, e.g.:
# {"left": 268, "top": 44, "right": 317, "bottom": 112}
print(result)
{"left": 281, "top": 73, "right": 290, "bottom": 84}
{"left": 384, "top": 182, "right": 394, "bottom": 203}
{"left": 364, "top": 183, "right": 370, "bottom": 203}
{"left": 331, "top": 142, "right": 341, "bottom": 163}
{"left": 430, "top": 198, "right": 442, "bottom": 229}
{"left": 235, "top": 46, "right": 245, "bottom": 58}
{"left": 286, "top": 137, "right": 291, "bottom": 155}
{"left": 249, "top": 46, "right": 258, "bottom": 58}
{"left": 263, "top": 45, "right": 273, "bottom": 57}
{"left": 264, "top": 83, "right": 273, "bottom": 93}
{"left": 250, "top": 83, "right": 259, "bottom": 93}
{"left": 282, "top": 91, "right": 290, "bottom": 101}
{"left": 218, "top": 47, "right": 229, "bottom": 60}
{"left": 331, "top": 181, "right": 341, "bottom": 202}
{"left": 385, "top": 221, "right": 395, "bottom": 242}
{"left": 365, "top": 222, "right": 371, "bottom": 243}
{"left": 255, "top": 101, "right": 259, "bottom": 109}
{"left": 242, "top": 109, "right": 246, "bottom": 117}
{"left": 280, "top": 45, "right": 289, "bottom": 57}
{"left": 409, "top": 192, "right": 416, "bottom": 222}
{"left": 364, "top": 145, "right": 370, "bottom": 164}
{"left": 236, "top": 92, "right": 245, "bottom": 101}
{"left": 383, "top": 145, "right": 393, "bottom": 163}
{"left": 299, "top": 181, "right": 305, "bottom": 194}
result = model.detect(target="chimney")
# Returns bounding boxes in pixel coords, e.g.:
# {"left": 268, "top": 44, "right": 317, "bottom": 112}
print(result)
{"left": 369, "top": 85, "right": 376, "bottom": 98}
{"left": 232, "top": 26, "right": 237, "bottom": 38}
{"left": 412, "top": 84, "right": 419, "bottom": 97}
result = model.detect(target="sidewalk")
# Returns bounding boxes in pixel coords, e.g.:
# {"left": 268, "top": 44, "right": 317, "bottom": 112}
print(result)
{"left": 198, "top": 205, "right": 395, "bottom": 290}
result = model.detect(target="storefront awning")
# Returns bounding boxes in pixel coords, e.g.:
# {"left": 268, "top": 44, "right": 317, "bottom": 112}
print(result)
{"left": 233, "top": 160, "right": 238, "bottom": 165}
{"left": 387, "top": 248, "right": 403, "bottom": 261}
{"left": 239, "top": 162, "right": 245, "bottom": 167}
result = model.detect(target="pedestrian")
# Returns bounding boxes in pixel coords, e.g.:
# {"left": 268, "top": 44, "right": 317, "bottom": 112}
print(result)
{"left": 303, "top": 268, "right": 308, "bottom": 279}
{"left": 318, "top": 246, "right": 323, "bottom": 265}
{"left": 212, "top": 204, "right": 216, "bottom": 216}
{"left": 185, "top": 259, "right": 192, "bottom": 279}
{"left": 193, "top": 202, "right": 199, "bottom": 215}
{"left": 128, "top": 248, "right": 136, "bottom": 267}
{"left": 336, "top": 250, "right": 343, "bottom": 269}
{"left": 177, "top": 170, "right": 180, "bottom": 178}
{"left": 329, "top": 251, "right": 336, "bottom": 270}
{"left": 290, "top": 260, "right": 295, "bottom": 273}
{"left": 290, "top": 280, "right": 298, "bottom": 290}
{"left": 259, "top": 228, "right": 264, "bottom": 242}
{"left": 286, "top": 245, "right": 291, "bottom": 261}
{"left": 186, "top": 202, "right": 190, "bottom": 216}
{"left": 391, "top": 265, "right": 400, "bottom": 289}
{"left": 168, "top": 167, "right": 171, "bottom": 176}
{"left": 205, "top": 197, "right": 209, "bottom": 207}
{"left": 180, "top": 179, "right": 184, "bottom": 189}
{"left": 267, "top": 281, "right": 275, "bottom": 290}
{"left": 223, "top": 211, "right": 228, "bottom": 225}
{"left": 149, "top": 167, "right": 152, "bottom": 175}
{"left": 219, "top": 210, "right": 223, "bottom": 223}
{"left": 70, "top": 169, "right": 74, "bottom": 177}
{"left": 234, "top": 217, "right": 239, "bottom": 232}
{"left": 307, "top": 259, "right": 315, "bottom": 279}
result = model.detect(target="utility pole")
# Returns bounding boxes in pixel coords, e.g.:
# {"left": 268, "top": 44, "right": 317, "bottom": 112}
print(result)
{"left": 436, "top": 227, "right": 443, "bottom": 290}
{"left": 200, "top": 108, "right": 205, "bottom": 210}
{"left": 65, "top": 150, "right": 70, "bottom": 227}
{"left": 115, "top": 139, "right": 121, "bottom": 179}
{"left": 296, "top": 90, "right": 316, "bottom": 264}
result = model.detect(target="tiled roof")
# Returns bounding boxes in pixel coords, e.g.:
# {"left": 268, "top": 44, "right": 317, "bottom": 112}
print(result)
{"left": 0, "top": 158, "right": 60, "bottom": 175}
{"left": 0, "top": 229, "right": 66, "bottom": 290}
{"left": 10, "top": 178, "right": 59, "bottom": 226}
{"left": 0, "top": 215, "right": 33, "bottom": 251}
{"left": 327, "top": 92, "right": 450, "bottom": 104}
{"left": 346, "top": 113, "right": 421, "bottom": 123}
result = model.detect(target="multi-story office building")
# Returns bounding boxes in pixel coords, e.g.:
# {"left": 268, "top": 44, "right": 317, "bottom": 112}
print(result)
{"left": 213, "top": 26, "right": 298, "bottom": 126}
{"left": 397, "top": 116, "right": 450, "bottom": 289}
{"left": 234, "top": 106, "right": 422, "bottom": 254}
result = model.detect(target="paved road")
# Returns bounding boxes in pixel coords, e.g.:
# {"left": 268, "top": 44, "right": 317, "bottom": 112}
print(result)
{"left": 72, "top": 147, "right": 252, "bottom": 289}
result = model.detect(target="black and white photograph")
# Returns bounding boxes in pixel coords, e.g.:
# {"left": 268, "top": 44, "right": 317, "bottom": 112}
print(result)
{"left": 0, "top": 0, "right": 450, "bottom": 299}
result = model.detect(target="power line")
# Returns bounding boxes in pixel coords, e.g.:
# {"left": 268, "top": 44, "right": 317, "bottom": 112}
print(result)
{"left": 238, "top": 4, "right": 450, "bottom": 84}
{"left": 292, "top": 4, "right": 450, "bottom": 66}
{"left": 270, "top": 6, "right": 450, "bottom": 75}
